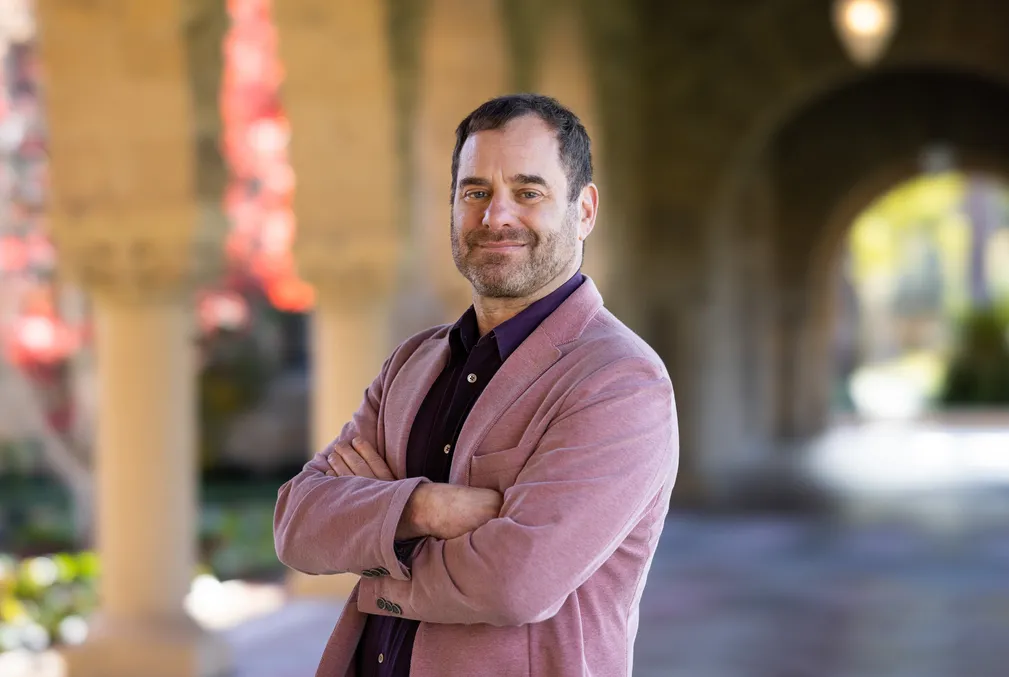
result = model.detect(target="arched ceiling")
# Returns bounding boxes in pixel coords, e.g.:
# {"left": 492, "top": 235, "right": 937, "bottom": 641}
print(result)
{"left": 615, "top": 0, "right": 1009, "bottom": 220}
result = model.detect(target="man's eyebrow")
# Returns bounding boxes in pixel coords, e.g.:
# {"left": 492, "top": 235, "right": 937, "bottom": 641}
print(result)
{"left": 457, "top": 174, "right": 550, "bottom": 189}
{"left": 458, "top": 176, "right": 491, "bottom": 188}
{"left": 511, "top": 173, "right": 548, "bottom": 187}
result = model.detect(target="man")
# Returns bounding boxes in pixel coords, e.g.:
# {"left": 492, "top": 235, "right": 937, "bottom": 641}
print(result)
{"left": 274, "top": 93, "right": 678, "bottom": 677}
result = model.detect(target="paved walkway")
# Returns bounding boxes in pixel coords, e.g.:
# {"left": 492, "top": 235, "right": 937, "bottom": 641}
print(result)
{"left": 633, "top": 514, "right": 1009, "bottom": 677}
{"left": 226, "top": 600, "right": 343, "bottom": 677}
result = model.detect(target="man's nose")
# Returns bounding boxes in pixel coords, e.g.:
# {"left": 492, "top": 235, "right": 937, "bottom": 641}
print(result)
{"left": 482, "top": 194, "right": 516, "bottom": 229}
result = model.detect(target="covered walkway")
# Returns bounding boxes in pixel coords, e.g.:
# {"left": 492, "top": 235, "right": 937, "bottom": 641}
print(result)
{"left": 6, "top": 1, "right": 1009, "bottom": 674}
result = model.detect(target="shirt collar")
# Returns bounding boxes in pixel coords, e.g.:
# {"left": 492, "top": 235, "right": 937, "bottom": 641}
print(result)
{"left": 449, "top": 272, "right": 585, "bottom": 362}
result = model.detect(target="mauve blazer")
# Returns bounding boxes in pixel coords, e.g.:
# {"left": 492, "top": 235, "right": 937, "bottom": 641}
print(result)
{"left": 274, "top": 278, "right": 678, "bottom": 677}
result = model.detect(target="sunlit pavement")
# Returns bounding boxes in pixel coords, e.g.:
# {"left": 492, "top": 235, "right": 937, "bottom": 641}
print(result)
{"left": 806, "top": 417, "right": 1009, "bottom": 497}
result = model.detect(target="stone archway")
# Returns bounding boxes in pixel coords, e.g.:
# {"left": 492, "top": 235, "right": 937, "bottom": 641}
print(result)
{"left": 766, "top": 67, "right": 1009, "bottom": 442}
{"left": 668, "top": 61, "right": 1009, "bottom": 504}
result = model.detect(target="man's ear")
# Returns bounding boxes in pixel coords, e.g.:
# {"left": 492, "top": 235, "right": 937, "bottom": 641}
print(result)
{"left": 578, "top": 183, "right": 599, "bottom": 241}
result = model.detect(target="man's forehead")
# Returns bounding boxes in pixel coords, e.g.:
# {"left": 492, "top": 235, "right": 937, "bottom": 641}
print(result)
{"left": 459, "top": 116, "right": 561, "bottom": 166}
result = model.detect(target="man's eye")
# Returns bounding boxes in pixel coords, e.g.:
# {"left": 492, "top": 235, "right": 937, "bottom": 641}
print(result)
{"left": 466, "top": 190, "right": 489, "bottom": 199}
{"left": 520, "top": 191, "right": 540, "bottom": 199}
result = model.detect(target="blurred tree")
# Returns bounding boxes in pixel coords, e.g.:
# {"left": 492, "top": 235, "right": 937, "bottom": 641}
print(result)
{"left": 940, "top": 307, "right": 1009, "bottom": 405}
{"left": 849, "top": 172, "right": 970, "bottom": 314}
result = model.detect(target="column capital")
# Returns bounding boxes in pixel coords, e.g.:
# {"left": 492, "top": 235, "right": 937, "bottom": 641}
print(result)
{"left": 37, "top": 0, "right": 213, "bottom": 303}
{"left": 51, "top": 204, "right": 226, "bottom": 303}
{"left": 294, "top": 233, "right": 400, "bottom": 309}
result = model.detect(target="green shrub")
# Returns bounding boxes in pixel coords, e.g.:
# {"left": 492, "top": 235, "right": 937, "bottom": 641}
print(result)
{"left": 940, "top": 305, "right": 1009, "bottom": 405}
{"left": 0, "top": 551, "right": 98, "bottom": 653}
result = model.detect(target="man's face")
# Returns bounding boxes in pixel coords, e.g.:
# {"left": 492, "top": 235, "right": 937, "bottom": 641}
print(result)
{"left": 451, "top": 115, "right": 587, "bottom": 299}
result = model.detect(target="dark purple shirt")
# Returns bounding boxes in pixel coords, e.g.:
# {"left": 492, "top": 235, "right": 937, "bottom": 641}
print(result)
{"left": 355, "top": 272, "right": 585, "bottom": 677}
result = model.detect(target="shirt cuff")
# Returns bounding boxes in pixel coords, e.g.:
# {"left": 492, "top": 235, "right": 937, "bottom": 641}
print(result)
{"left": 393, "top": 538, "right": 423, "bottom": 565}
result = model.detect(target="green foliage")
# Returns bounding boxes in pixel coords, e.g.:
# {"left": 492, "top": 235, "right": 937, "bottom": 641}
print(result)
{"left": 0, "top": 481, "right": 77, "bottom": 555}
{"left": 200, "top": 502, "right": 281, "bottom": 581}
{"left": 939, "top": 305, "right": 1009, "bottom": 405}
{"left": 0, "top": 552, "right": 98, "bottom": 652}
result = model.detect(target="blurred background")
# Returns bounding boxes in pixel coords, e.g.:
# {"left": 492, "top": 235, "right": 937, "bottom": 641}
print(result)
{"left": 1, "top": 0, "right": 1008, "bottom": 675}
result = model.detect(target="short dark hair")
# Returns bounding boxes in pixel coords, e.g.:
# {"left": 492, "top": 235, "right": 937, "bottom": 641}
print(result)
{"left": 450, "top": 93, "right": 593, "bottom": 204}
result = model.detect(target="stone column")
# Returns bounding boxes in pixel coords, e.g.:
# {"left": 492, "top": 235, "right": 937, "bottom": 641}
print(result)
{"left": 537, "top": 0, "right": 612, "bottom": 294}
{"left": 71, "top": 295, "right": 228, "bottom": 677}
{"left": 777, "top": 276, "right": 836, "bottom": 440}
{"left": 736, "top": 166, "right": 781, "bottom": 458}
{"left": 700, "top": 157, "right": 787, "bottom": 505}
{"left": 275, "top": 0, "right": 399, "bottom": 599}
{"left": 36, "top": 0, "right": 229, "bottom": 675}
{"left": 412, "top": 0, "right": 508, "bottom": 320}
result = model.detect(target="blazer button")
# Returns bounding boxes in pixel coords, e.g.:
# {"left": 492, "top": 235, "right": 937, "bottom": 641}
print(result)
{"left": 375, "top": 567, "right": 390, "bottom": 576}
{"left": 361, "top": 569, "right": 376, "bottom": 578}
{"left": 390, "top": 603, "right": 402, "bottom": 614}
{"left": 376, "top": 598, "right": 388, "bottom": 611}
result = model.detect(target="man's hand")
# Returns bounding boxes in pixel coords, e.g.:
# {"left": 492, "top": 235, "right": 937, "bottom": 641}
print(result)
{"left": 398, "top": 483, "right": 503, "bottom": 541}
{"left": 325, "top": 437, "right": 394, "bottom": 481}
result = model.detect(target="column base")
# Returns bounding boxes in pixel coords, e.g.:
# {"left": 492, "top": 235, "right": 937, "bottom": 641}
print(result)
{"left": 287, "top": 571, "right": 360, "bottom": 599}
{"left": 61, "top": 615, "right": 231, "bottom": 677}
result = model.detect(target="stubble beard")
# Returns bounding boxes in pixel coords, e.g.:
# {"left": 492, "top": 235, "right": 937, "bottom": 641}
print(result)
{"left": 451, "top": 205, "right": 580, "bottom": 299}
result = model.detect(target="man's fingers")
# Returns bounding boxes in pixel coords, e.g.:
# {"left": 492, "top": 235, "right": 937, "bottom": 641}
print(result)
{"left": 335, "top": 444, "right": 376, "bottom": 479}
{"left": 323, "top": 438, "right": 393, "bottom": 481}
{"left": 326, "top": 451, "right": 354, "bottom": 477}
{"left": 351, "top": 437, "right": 395, "bottom": 481}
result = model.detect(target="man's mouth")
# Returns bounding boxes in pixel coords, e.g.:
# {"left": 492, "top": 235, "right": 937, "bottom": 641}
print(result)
{"left": 476, "top": 241, "right": 526, "bottom": 250}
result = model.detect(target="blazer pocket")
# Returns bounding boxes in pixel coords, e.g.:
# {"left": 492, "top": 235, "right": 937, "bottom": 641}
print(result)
{"left": 469, "top": 444, "right": 535, "bottom": 492}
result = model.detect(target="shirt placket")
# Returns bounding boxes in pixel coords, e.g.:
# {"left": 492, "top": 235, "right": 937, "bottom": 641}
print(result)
{"left": 437, "top": 341, "right": 497, "bottom": 478}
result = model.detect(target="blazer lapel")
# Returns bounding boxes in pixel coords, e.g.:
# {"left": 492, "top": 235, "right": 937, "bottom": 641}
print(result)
{"left": 450, "top": 329, "right": 561, "bottom": 484}
{"left": 382, "top": 335, "right": 450, "bottom": 480}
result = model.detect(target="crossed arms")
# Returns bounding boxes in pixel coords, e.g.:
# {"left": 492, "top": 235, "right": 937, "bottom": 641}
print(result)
{"left": 273, "top": 355, "right": 676, "bottom": 627}
{"left": 321, "top": 435, "right": 505, "bottom": 543}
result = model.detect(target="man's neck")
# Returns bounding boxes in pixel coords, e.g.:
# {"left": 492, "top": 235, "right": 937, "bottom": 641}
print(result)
{"left": 472, "top": 266, "right": 578, "bottom": 337}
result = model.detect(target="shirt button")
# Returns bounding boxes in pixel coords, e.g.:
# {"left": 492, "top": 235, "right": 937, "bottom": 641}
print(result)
{"left": 467, "top": 373, "right": 477, "bottom": 384}
{"left": 443, "top": 444, "right": 451, "bottom": 454}
{"left": 378, "top": 653, "right": 384, "bottom": 664}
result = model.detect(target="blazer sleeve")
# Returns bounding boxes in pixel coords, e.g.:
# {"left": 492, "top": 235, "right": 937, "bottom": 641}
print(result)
{"left": 273, "top": 352, "right": 429, "bottom": 582}
{"left": 357, "top": 356, "right": 678, "bottom": 625}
